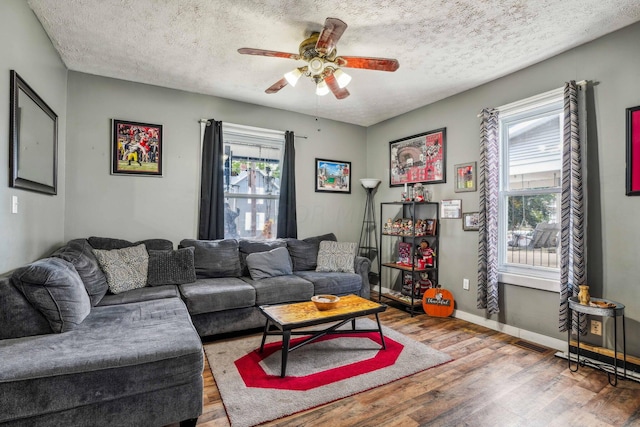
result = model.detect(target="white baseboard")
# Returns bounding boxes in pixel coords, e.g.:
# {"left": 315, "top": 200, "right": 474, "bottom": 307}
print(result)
{"left": 453, "top": 309, "right": 566, "bottom": 352}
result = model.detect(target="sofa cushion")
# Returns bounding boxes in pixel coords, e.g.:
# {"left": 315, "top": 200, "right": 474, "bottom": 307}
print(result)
{"left": 0, "top": 298, "right": 203, "bottom": 425}
{"left": 179, "top": 277, "right": 255, "bottom": 315}
{"left": 11, "top": 258, "right": 91, "bottom": 333}
{"left": 51, "top": 238, "right": 109, "bottom": 306}
{"left": 294, "top": 271, "right": 363, "bottom": 296}
{"left": 147, "top": 247, "right": 196, "bottom": 286}
{"left": 238, "top": 239, "right": 287, "bottom": 276}
{"left": 246, "top": 247, "right": 292, "bottom": 280}
{"left": 88, "top": 236, "right": 173, "bottom": 251}
{"left": 0, "top": 277, "right": 52, "bottom": 339}
{"left": 284, "top": 233, "right": 337, "bottom": 271}
{"left": 97, "top": 285, "right": 180, "bottom": 306}
{"left": 179, "top": 239, "right": 241, "bottom": 278}
{"left": 284, "top": 238, "right": 318, "bottom": 271}
{"left": 92, "top": 244, "right": 149, "bottom": 294}
{"left": 316, "top": 241, "right": 358, "bottom": 273}
{"left": 241, "top": 275, "right": 314, "bottom": 305}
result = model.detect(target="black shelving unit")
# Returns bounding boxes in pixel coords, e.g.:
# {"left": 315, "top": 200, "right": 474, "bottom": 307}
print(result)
{"left": 378, "top": 201, "right": 439, "bottom": 316}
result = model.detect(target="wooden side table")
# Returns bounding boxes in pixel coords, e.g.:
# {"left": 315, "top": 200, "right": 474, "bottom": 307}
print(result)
{"left": 567, "top": 296, "right": 626, "bottom": 386}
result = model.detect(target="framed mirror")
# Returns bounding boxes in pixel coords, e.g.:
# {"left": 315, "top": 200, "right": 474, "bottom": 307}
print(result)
{"left": 9, "top": 70, "right": 58, "bottom": 195}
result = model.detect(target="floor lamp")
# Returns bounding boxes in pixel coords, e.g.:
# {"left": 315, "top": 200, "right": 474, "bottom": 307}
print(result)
{"left": 358, "top": 178, "right": 381, "bottom": 285}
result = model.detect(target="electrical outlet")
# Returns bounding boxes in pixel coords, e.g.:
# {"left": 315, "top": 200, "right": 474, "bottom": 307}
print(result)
{"left": 463, "top": 278, "right": 470, "bottom": 290}
{"left": 591, "top": 320, "right": 602, "bottom": 336}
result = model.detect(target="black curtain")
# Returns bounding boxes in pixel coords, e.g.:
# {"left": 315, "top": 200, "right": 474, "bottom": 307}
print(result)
{"left": 198, "top": 119, "right": 224, "bottom": 240}
{"left": 277, "top": 131, "right": 297, "bottom": 238}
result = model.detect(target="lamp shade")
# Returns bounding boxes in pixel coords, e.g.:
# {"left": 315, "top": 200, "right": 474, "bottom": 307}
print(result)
{"left": 316, "top": 80, "right": 330, "bottom": 96}
{"left": 284, "top": 68, "right": 302, "bottom": 87}
{"left": 360, "top": 178, "right": 381, "bottom": 188}
{"left": 334, "top": 68, "right": 352, "bottom": 88}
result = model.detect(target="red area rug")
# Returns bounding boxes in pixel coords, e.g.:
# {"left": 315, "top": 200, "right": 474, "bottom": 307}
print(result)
{"left": 203, "top": 318, "right": 452, "bottom": 427}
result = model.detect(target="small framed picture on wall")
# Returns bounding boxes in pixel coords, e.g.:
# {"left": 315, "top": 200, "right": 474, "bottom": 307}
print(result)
{"left": 315, "top": 158, "right": 351, "bottom": 193}
{"left": 463, "top": 212, "right": 480, "bottom": 231}
{"left": 441, "top": 199, "right": 462, "bottom": 219}
{"left": 454, "top": 162, "right": 476, "bottom": 192}
{"left": 111, "top": 119, "right": 163, "bottom": 176}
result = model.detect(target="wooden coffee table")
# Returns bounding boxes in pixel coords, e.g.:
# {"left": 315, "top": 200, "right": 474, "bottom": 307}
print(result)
{"left": 258, "top": 294, "right": 387, "bottom": 377}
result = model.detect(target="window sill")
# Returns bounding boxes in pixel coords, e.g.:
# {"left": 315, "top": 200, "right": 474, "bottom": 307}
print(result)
{"left": 498, "top": 272, "right": 560, "bottom": 292}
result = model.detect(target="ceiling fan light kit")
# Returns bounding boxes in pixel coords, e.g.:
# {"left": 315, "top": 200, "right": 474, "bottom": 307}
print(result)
{"left": 238, "top": 17, "right": 399, "bottom": 100}
{"left": 284, "top": 67, "right": 303, "bottom": 86}
{"left": 315, "top": 80, "right": 330, "bottom": 96}
{"left": 333, "top": 68, "right": 352, "bottom": 88}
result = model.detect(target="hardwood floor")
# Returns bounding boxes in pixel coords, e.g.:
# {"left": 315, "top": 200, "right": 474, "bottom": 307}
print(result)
{"left": 187, "top": 306, "right": 640, "bottom": 427}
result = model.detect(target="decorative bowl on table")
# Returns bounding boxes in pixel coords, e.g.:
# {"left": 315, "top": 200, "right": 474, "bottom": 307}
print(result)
{"left": 311, "top": 295, "right": 340, "bottom": 311}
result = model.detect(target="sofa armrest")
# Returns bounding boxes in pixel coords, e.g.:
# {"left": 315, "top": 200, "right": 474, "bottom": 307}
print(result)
{"left": 354, "top": 256, "right": 371, "bottom": 299}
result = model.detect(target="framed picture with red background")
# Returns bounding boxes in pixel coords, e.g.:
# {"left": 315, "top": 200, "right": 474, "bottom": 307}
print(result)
{"left": 627, "top": 106, "right": 640, "bottom": 196}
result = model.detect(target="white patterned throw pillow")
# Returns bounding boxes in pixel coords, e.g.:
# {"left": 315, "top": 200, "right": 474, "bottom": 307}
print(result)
{"left": 315, "top": 241, "right": 358, "bottom": 273}
{"left": 92, "top": 244, "right": 149, "bottom": 294}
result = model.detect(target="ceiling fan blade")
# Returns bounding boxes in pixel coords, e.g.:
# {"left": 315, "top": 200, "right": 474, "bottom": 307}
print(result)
{"left": 265, "top": 77, "right": 288, "bottom": 94}
{"left": 325, "top": 74, "right": 350, "bottom": 100}
{"left": 315, "top": 17, "right": 347, "bottom": 56}
{"left": 336, "top": 56, "right": 400, "bottom": 72}
{"left": 238, "top": 48, "right": 301, "bottom": 60}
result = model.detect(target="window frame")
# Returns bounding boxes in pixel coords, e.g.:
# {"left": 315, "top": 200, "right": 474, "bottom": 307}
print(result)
{"left": 222, "top": 123, "right": 285, "bottom": 240}
{"left": 496, "top": 88, "right": 564, "bottom": 292}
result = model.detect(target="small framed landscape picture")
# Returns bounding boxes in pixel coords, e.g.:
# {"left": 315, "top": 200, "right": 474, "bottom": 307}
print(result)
{"left": 463, "top": 212, "right": 480, "bottom": 231}
{"left": 315, "top": 158, "right": 351, "bottom": 193}
{"left": 454, "top": 162, "right": 476, "bottom": 192}
{"left": 112, "top": 119, "right": 163, "bottom": 176}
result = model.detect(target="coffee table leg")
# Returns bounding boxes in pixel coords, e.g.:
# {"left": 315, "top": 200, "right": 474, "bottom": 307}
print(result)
{"left": 259, "top": 319, "right": 270, "bottom": 353}
{"left": 375, "top": 313, "right": 386, "bottom": 350}
{"left": 281, "top": 330, "right": 291, "bottom": 377}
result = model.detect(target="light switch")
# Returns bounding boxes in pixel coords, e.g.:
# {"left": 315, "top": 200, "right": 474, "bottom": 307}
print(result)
{"left": 11, "top": 195, "right": 18, "bottom": 214}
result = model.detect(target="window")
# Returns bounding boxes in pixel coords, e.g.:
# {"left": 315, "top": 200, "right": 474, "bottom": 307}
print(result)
{"left": 498, "top": 89, "right": 563, "bottom": 289}
{"left": 223, "top": 123, "right": 284, "bottom": 240}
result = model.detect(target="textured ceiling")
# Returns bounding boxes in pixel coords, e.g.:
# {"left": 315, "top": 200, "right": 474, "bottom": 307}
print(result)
{"left": 27, "top": 0, "right": 640, "bottom": 127}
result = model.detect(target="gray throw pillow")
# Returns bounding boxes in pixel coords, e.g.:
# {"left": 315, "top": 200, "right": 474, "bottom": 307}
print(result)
{"left": 284, "top": 238, "right": 319, "bottom": 271}
{"left": 147, "top": 247, "right": 197, "bottom": 286}
{"left": 303, "top": 233, "right": 337, "bottom": 246}
{"left": 52, "top": 238, "right": 109, "bottom": 306}
{"left": 316, "top": 241, "right": 358, "bottom": 273}
{"left": 88, "top": 236, "right": 173, "bottom": 251}
{"left": 179, "top": 239, "right": 241, "bottom": 278}
{"left": 239, "top": 239, "right": 287, "bottom": 276}
{"left": 246, "top": 247, "right": 293, "bottom": 280}
{"left": 92, "top": 244, "right": 149, "bottom": 294}
{"left": 11, "top": 257, "right": 91, "bottom": 333}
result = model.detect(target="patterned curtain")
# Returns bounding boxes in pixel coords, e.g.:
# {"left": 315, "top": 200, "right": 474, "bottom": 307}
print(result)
{"left": 277, "top": 131, "right": 297, "bottom": 238}
{"left": 477, "top": 109, "right": 500, "bottom": 314}
{"left": 559, "top": 81, "right": 588, "bottom": 334}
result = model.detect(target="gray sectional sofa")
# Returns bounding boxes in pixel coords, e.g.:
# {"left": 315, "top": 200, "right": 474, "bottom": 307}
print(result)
{"left": 0, "top": 233, "right": 370, "bottom": 426}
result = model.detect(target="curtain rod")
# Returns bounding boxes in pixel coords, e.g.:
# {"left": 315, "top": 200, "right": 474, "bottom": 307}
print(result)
{"left": 198, "top": 119, "right": 308, "bottom": 139}
{"left": 476, "top": 80, "right": 588, "bottom": 118}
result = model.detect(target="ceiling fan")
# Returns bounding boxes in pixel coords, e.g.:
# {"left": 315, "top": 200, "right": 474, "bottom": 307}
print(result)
{"left": 238, "top": 17, "right": 399, "bottom": 100}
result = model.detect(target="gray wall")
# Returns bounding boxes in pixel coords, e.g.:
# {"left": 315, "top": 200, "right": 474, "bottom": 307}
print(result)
{"left": 3, "top": 0, "right": 638, "bottom": 356}
{"left": 65, "top": 72, "right": 367, "bottom": 245}
{"left": 0, "top": 0, "right": 67, "bottom": 273}
{"left": 367, "top": 22, "right": 640, "bottom": 354}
